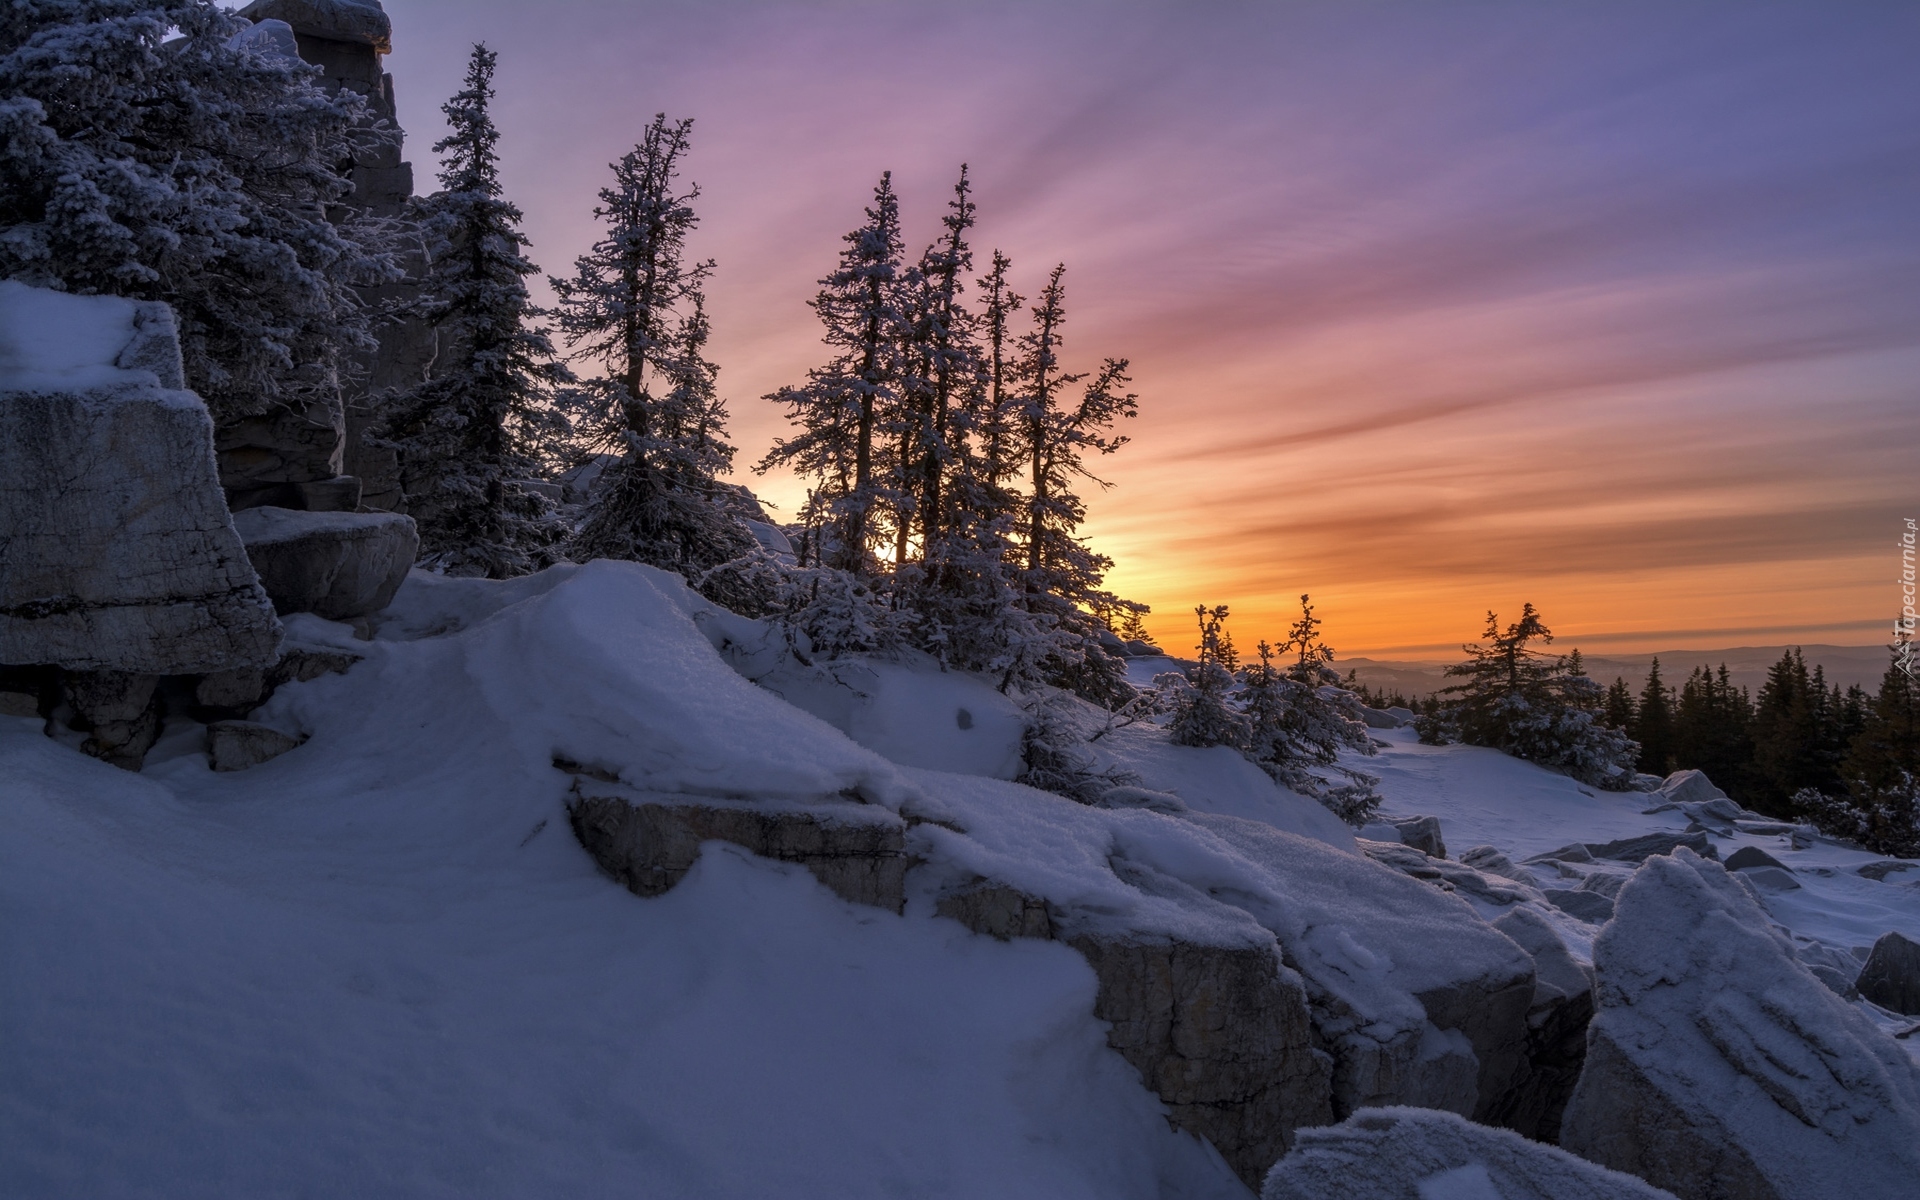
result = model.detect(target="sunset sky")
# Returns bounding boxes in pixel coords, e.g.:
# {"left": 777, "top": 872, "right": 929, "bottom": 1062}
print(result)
{"left": 377, "top": 0, "right": 1919, "bottom": 657}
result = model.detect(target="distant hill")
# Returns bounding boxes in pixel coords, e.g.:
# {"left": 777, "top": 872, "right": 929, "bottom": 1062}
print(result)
{"left": 1339, "top": 644, "right": 1895, "bottom": 700}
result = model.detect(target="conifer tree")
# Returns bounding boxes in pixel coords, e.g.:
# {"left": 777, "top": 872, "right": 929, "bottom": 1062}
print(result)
{"left": 378, "top": 44, "right": 569, "bottom": 577}
{"left": 1749, "top": 649, "right": 1839, "bottom": 814}
{"left": 1167, "top": 605, "right": 1250, "bottom": 749}
{"left": 1011, "top": 265, "right": 1137, "bottom": 600}
{"left": 0, "top": 0, "right": 399, "bottom": 421}
{"left": 1241, "top": 596, "right": 1381, "bottom": 823}
{"left": 759, "top": 173, "right": 907, "bottom": 574}
{"left": 1796, "top": 639, "right": 1920, "bottom": 854}
{"left": 553, "top": 114, "right": 750, "bottom": 573}
{"left": 1416, "top": 604, "right": 1639, "bottom": 787}
{"left": 1672, "top": 663, "right": 1755, "bottom": 798}
{"left": 1604, "top": 677, "right": 1638, "bottom": 733}
{"left": 1630, "top": 658, "right": 1675, "bottom": 776}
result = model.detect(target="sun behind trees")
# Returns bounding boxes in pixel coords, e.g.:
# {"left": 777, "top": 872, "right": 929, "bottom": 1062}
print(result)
{"left": 754, "top": 167, "right": 1143, "bottom": 702}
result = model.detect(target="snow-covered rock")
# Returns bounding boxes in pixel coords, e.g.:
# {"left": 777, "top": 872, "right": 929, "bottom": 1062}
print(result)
{"left": 1657, "top": 769, "right": 1729, "bottom": 807}
{"left": 236, "top": 0, "right": 391, "bottom": 50}
{"left": 568, "top": 782, "right": 911, "bottom": 911}
{"left": 231, "top": 507, "right": 418, "bottom": 620}
{"left": 1560, "top": 848, "right": 1920, "bottom": 1200}
{"left": 1725, "top": 845, "right": 1790, "bottom": 873}
{"left": 0, "top": 282, "right": 281, "bottom": 677}
{"left": 1856, "top": 931, "right": 1920, "bottom": 1016}
{"left": 1392, "top": 814, "right": 1447, "bottom": 858}
{"left": 1262, "top": 1106, "right": 1678, "bottom": 1200}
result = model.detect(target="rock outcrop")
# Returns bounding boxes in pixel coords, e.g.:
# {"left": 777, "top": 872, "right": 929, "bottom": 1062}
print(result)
{"left": 1, "top": 282, "right": 282, "bottom": 683}
{"left": 1560, "top": 848, "right": 1920, "bottom": 1200}
{"left": 1262, "top": 1107, "right": 1678, "bottom": 1200}
{"left": 936, "top": 880, "right": 1333, "bottom": 1188}
{"left": 566, "top": 780, "right": 910, "bottom": 912}
{"left": 232, "top": 507, "right": 418, "bottom": 620}
{"left": 238, "top": 0, "right": 430, "bottom": 513}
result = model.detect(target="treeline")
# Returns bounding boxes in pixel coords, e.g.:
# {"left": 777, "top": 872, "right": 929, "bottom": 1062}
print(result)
{"left": 1604, "top": 648, "right": 1918, "bottom": 852}
{"left": 1404, "top": 601, "right": 1918, "bottom": 855}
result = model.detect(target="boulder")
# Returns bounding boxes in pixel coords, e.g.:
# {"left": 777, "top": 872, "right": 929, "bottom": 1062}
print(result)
{"left": 1658, "top": 769, "right": 1729, "bottom": 807}
{"left": 206, "top": 720, "right": 304, "bottom": 771}
{"left": 1391, "top": 814, "right": 1447, "bottom": 859}
{"left": 1856, "top": 932, "right": 1920, "bottom": 1016}
{"left": 1525, "top": 842, "right": 1596, "bottom": 865}
{"left": 566, "top": 781, "right": 910, "bottom": 912}
{"left": 0, "top": 282, "right": 281, "bottom": 677}
{"left": 936, "top": 880, "right": 1332, "bottom": 1189}
{"left": 1359, "top": 706, "right": 1403, "bottom": 729}
{"left": 236, "top": 0, "right": 391, "bottom": 51}
{"left": 1724, "top": 846, "right": 1790, "bottom": 873}
{"left": 232, "top": 506, "right": 417, "bottom": 620}
{"left": 1263, "top": 1107, "right": 1678, "bottom": 1200}
{"left": 1545, "top": 889, "right": 1615, "bottom": 923}
{"left": 1560, "top": 848, "right": 1920, "bottom": 1200}
{"left": 1857, "top": 860, "right": 1917, "bottom": 882}
{"left": 1576, "top": 870, "right": 1629, "bottom": 900}
{"left": 1585, "top": 830, "right": 1716, "bottom": 864}
{"left": 1363, "top": 840, "right": 1543, "bottom": 906}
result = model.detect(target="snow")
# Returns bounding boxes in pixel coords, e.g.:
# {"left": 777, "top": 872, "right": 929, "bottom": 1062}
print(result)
{"left": 0, "top": 559, "right": 1244, "bottom": 1198}
{"left": 753, "top": 654, "right": 1027, "bottom": 780}
{"left": 8, "top": 557, "right": 1918, "bottom": 1194}
{"left": 1261, "top": 1107, "right": 1676, "bottom": 1200}
{"left": 1366, "top": 726, "right": 1920, "bottom": 980}
{"left": 0, "top": 280, "right": 152, "bottom": 392}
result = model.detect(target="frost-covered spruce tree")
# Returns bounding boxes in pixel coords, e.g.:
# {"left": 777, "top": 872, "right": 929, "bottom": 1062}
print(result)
{"left": 892, "top": 173, "right": 1052, "bottom": 688}
{"left": 0, "top": 0, "right": 398, "bottom": 421}
{"left": 1007, "top": 263, "right": 1140, "bottom": 706}
{"left": 553, "top": 114, "right": 751, "bottom": 574}
{"left": 378, "top": 44, "right": 570, "bottom": 578}
{"left": 759, "top": 173, "right": 908, "bottom": 575}
{"left": 1416, "top": 604, "right": 1639, "bottom": 788}
{"left": 1166, "top": 605, "right": 1250, "bottom": 749}
{"left": 1241, "top": 596, "right": 1381, "bottom": 822}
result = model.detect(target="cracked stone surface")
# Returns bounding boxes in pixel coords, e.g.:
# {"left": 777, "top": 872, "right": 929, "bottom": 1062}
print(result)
{"left": 1, "top": 284, "right": 281, "bottom": 675}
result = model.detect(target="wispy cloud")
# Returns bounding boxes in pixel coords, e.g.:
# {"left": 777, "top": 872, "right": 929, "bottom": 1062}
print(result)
{"left": 382, "top": 0, "right": 1920, "bottom": 653}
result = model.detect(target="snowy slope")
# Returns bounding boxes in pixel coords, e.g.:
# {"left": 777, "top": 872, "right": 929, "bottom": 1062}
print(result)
{"left": 0, "top": 561, "right": 1244, "bottom": 1199}
{"left": 7, "top": 560, "right": 1917, "bottom": 1196}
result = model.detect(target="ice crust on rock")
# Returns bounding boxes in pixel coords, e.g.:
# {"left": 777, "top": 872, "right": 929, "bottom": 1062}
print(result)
{"left": 0, "top": 283, "right": 280, "bottom": 675}
{"left": 1261, "top": 1107, "right": 1678, "bottom": 1200}
{"left": 1560, "top": 847, "right": 1920, "bottom": 1200}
